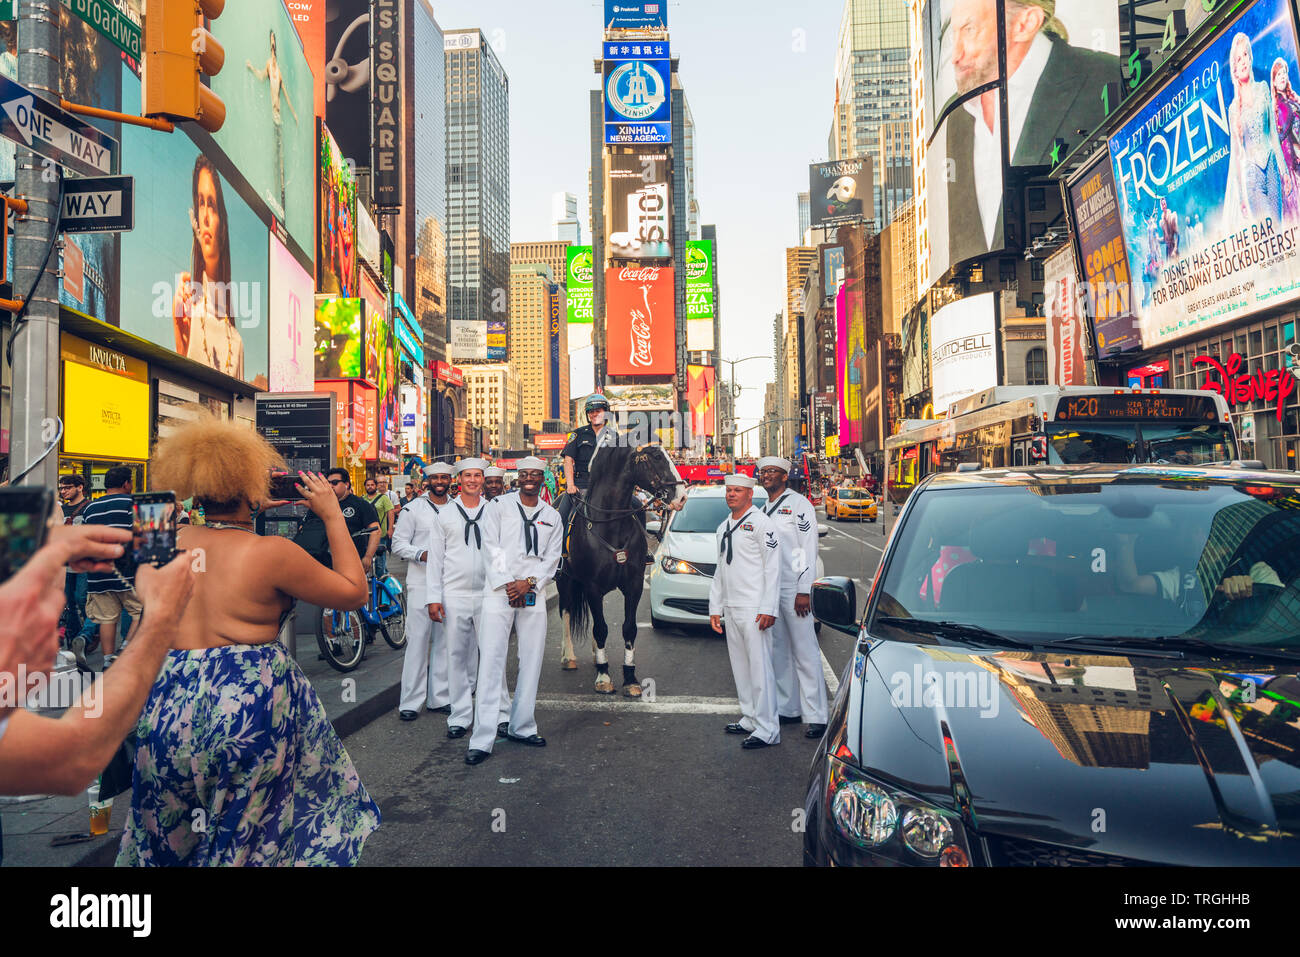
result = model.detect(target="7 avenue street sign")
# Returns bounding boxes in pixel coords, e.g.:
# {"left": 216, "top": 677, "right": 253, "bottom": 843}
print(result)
{"left": 60, "top": 175, "right": 133, "bottom": 233}
{"left": 0, "top": 75, "right": 118, "bottom": 178}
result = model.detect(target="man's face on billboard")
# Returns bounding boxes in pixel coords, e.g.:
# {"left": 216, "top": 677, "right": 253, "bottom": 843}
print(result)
{"left": 951, "top": 0, "right": 1001, "bottom": 95}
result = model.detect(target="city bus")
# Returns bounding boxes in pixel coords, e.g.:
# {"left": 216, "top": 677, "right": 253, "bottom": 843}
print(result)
{"left": 883, "top": 386, "right": 1238, "bottom": 505}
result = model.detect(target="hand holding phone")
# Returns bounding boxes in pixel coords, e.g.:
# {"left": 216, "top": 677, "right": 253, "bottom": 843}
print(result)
{"left": 0, "top": 486, "right": 55, "bottom": 581}
{"left": 115, "top": 492, "right": 179, "bottom": 580}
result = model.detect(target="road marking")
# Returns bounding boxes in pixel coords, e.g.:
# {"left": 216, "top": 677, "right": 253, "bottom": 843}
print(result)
{"left": 822, "top": 522, "right": 883, "bottom": 552}
{"left": 535, "top": 693, "right": 740, "bottom": 715}
{"left": 820, "top": 650, "right": 840, "bottom": 696}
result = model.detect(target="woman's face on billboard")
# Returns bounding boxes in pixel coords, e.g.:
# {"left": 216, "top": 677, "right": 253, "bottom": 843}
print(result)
{"left": 1232, "top": 36, "right": 1253, "bottom": 85}
{"left": 196, "top": 167, "right": 221, "bottom": 274}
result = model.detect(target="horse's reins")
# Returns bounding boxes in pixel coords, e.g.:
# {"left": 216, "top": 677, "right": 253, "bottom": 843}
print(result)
{"left": 574, "top": 450, "right": 677, "bottom": 563}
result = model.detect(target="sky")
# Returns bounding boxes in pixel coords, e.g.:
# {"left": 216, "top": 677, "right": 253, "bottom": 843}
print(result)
{"left": 429, "top": 0, "right": 845, "bottom": 445}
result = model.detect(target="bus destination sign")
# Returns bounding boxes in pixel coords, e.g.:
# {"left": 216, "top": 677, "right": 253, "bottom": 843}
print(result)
{"left": 1056, "top": 394, "right": 1217, "bottom": 422}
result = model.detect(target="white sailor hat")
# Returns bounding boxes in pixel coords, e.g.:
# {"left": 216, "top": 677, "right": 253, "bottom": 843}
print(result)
{"left": 424, "top": 461, "right": 454, "bottom": 477}
{"left": 756, "top": 456, "right": 792, "bottom": 474}
{"left": 455, "top": 457, "right": 488, "bottom": 474}
{"left": 516, "top": 456, "right": 547, "bottom": 472}
{"left": 723, "top": 473, "right": 756, "bottom": 488}
{"left": 484, "top": 466, "right": 505, "bottom": 478}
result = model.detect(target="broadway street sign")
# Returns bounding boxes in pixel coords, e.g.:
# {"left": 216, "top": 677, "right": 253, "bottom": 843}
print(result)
{"left": 0, "top": 75, "right": 118, "bottom": 177}
{"left": 63, "top": 0, "right": 142, "bottom": 60}
{"left": 61, "top": 174, "right": 133, "bottom": 233}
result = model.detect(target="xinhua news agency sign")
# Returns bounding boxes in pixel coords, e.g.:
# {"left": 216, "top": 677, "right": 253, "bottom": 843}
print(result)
{"left": 370, "top": 0, "right": 402, "bottom": 209}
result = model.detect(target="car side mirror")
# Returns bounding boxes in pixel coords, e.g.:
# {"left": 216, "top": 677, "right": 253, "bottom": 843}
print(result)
{"left": 813, "top": 576, "right": 858, "bottom": 636}
{"left": 817, "top": 524, "right": 829, "bottom": 538}
{"left": 645, "top": 518, "right": 663, "bottom": 537}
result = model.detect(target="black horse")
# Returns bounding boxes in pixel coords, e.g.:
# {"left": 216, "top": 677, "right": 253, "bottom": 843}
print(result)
{"left": 557, "top": 443, "right": 685, "bottom": 695}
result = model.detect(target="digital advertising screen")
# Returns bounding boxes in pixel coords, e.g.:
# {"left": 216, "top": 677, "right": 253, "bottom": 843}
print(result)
{"left": 606, "top": 150, "right": 671, "bottom": 259}
{"left": 605, "top": 265, "right": 675, "bottom": 377}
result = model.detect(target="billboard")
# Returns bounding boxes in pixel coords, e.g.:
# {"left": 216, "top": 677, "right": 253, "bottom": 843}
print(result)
{"left": 686, "top": 318, "right": 715, "bottom": 352}
{"left": 835, "top": 284, "right": 864, "bottom": 445}
{"left": 269, "top": 235, "right": 315, "bottom": 393}
{"left": 1042, "top": 245, "right": 1089, "bottom": 387}
{"left": 318, "top": 121, "right": 358, "bottom": 298}
{"left": 119, "top": 91, "right": 270, "bottom": 389}
{"left": 1067, "top": 153, "right": 1141, "bottom": 356}
{"left": 604, "top": 1, "right": 667, "bottom": 32}
{"left": 822, "top": 245, "right": 845, "bottom": 298}
{"left": 921, "top": 0, "right": 1120, "bottom": 281}
{"left": 605, "top": 265, "right": 675, "bottom": 376}
{"left": 570, "top": 344, "right": 596, "bottom": 398}
{"left": 1109, "top": 0, "right": 1300, "bottom": 349}
{"left": 607, "top": 151, "right": 671, "bottom": 259}
{"left": 685, "top": 240, "right": 714, "bottom": 319}
{"left": 930, "top": 292, "right": 997, "bottom": 414}
{"left": 549, "top": 284, "right": 562, "bottom": 420}
{"left": 687, "top": 364, "right": 716, "bottom": 437}
{"left": 566, "top": 245, "right": 594, "bottom": 322}
{"left": 606, "top": 382, "right": 675, "bottom": 411}
{"left": 210, "top": 0, "right": 314, "bottom": 252}
{"left": 602, "top": 41, "right": 670, "bottom": 144}
{"left": 315, "top": 297, "right": 364, "bottom": 380}
{"left": 401, "top": 382, "right": 426, "bottom": 456}
{"left": 810, "top": 157, "right": 871, "bottom": 229}
{"left": 487, "top": 318, "right": 508, "bottom": 361}
{"left": 324, "top": 0, "right": 371, "bottom": 167}
{"left": 450, "top": 320, "right": 487, "bottom": 362}
{"left": 287, "top": 0, "right": 327, "bottom": 119}
{"left": 361, "top": 272, "right": 399, "bottom": 461}
{"left": 371, "top": 0, "right": 402, "bottom": 208}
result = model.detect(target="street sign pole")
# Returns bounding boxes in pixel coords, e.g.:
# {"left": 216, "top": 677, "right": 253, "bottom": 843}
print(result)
{"left": 8, "top": 0, "right": 61, "bottom": 489}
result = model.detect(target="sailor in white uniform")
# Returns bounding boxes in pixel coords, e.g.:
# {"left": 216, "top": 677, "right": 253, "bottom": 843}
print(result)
{"left": 756, "top": 456, "right": 828, "bottom": 738}
{"left": 709, "top": 473, "right": 783, "bottom": 748}
{"left": 465, "top": 457, "right": 563, "bottom": 765}
{"left": 392, "top": 460, "right": 453, "bottom": 719}
{"left": 426, "top": 457, "right": 504, "bottom": 738}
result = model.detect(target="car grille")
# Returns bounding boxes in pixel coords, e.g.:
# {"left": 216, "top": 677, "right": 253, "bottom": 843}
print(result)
{"left": 664, "top": 598, "right": 711, "bottom": 616}
{"left": 985, "top": 836, "right": 1155, "bottom": 867}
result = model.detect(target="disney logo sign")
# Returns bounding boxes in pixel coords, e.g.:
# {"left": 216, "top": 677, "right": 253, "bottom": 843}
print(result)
{"left": 1193, "top": 352, "right": 1296, "bottom": 422}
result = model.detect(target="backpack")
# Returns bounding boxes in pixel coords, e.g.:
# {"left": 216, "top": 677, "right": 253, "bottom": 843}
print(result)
{"left": 292, "top": 516, "right": 333, "bottom": 568}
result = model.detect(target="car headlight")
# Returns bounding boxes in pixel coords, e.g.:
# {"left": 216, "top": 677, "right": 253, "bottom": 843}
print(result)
{"left": 661, "top": 556, "right": 702, "bottom": 575}
{"left": 825, "top": 755, "right": 971, "bottom": 866}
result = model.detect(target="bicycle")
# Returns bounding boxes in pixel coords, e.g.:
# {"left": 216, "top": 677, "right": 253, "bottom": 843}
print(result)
{"left": 315, "top": 565, "right": 408, "bottom": 673}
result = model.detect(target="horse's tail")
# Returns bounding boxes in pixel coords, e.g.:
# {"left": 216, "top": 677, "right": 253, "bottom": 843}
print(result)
{"left": 557, "top": 566, "right": 592, "bottom": 638}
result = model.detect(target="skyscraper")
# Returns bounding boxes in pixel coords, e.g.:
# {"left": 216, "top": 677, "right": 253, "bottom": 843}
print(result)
{"left": 797, "top": 192, "right": 810, "bottom": 243}
{"left": 833, "top": 0, "right": 912, "bottom": 230}
{"left": 552, "top": 192, "right": 581, "bottom": 244}
{"left": 445, "top": 28, "right": 510, "bottom": 360}
{"left": 414, "top": 1, "right": 448, "bottom": 363}
{"left": 509, "top": 263, "right": 570, "bottom": 433}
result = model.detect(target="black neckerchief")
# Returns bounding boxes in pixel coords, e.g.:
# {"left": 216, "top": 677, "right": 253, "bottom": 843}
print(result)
{"left": 764, "top": 492, "right": 790, "bottom": 517}
{"left": 720, "top": 509, "right": 754, "bottom": 565}
{"left": 517, "top": 502, "right": 540, "bottom": 555}
{"left": 456, "top": 502, "right": 484, "bottom": 549}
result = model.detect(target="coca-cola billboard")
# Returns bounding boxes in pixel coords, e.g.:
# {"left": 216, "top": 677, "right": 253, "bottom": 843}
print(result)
{"left": 605, "top": 265, "right": 675, "bottom": 377}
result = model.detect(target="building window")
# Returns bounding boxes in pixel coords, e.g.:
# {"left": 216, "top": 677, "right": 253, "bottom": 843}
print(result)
{"left": 998, "top": 258, "right": 1016, "bottom": 282}
{"left": 1026, "top": 347, "right": 1047, "bottom": 385}
{"left": 1030, "top": 259, "right": 1044, "bottom": 281}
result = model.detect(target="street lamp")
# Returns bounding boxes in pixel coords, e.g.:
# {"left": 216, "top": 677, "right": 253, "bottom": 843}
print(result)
{"left": 719, "top": 354, "right": 772, "bottom": 453}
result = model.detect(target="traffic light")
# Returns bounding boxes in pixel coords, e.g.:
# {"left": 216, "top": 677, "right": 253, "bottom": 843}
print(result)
{"left": 143, "top": 0, "right": 226, "bottom": 133}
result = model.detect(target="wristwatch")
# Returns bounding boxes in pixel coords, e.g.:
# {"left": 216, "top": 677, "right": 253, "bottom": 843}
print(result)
{"left": 527, "top": 576, "right": 537, "bottom": 591}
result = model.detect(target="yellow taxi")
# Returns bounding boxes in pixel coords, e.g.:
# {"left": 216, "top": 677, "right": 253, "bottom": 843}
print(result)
{"left": 825, "top": 485, "right": 877, "bottom": 522}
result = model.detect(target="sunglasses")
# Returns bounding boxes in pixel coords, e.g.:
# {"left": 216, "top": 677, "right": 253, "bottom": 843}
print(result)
{"left": 328, "top": 478, "right": 348, "bottom": 486}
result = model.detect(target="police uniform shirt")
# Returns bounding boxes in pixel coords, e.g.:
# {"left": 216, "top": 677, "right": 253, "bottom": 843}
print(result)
{"left": 561, "top": 424, "right": 615, "bottom": 490}
{"left": 762, "top": 489, "right": 818, "bottom": 595}
{"left": 483, "top": 491, "right": 563, "bottom": 592}
{"left": 426, "top": 495, "right": 490, "bottom": 604}
{"left": 391, "top": 493, "right": 442, "bottom": 570}
{"left": 708, "top": 506, "right": 782, "bottom": 617}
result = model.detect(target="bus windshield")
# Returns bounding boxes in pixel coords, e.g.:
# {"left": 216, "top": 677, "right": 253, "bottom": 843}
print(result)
{"left": 1046, "top": 422, "right": 1236, "bottom": 466}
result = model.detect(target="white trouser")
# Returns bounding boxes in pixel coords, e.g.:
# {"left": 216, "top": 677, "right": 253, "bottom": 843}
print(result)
{"left": 724, "top": 605, "right": 779, "bottom": 744}
{"left": 469, "top": 593, "right": 547, "bottom": 753}
{"left": 399, "top": 582, "right": 449, "bottom": 712}
{"left": 771, "top": 591, "right": 828, "bottom": 725}
{"left": 442, "top": 593, "right": 511, "bottom": 729}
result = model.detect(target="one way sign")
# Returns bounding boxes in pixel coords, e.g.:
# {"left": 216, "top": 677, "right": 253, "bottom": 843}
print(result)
{"left": 61, "top": 175, "right": 133, "bottom": 233}
{"left": 0, "top": 74, "right": 118, "bottom": 177}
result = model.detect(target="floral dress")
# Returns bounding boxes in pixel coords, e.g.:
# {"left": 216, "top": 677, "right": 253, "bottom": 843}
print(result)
{"left": 116, "top": 641, "right": 381, "bottom": 866}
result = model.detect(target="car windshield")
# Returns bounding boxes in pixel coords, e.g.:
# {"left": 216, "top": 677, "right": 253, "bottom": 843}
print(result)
{"left": 669, "top": 494, "right": 767, "bottom": 533}
{"left": 1046, "top": 422, "right": 1236, "bottom": 465}
{"left": 872, "top": 476, "right": 1300, "bottom": 651}
{"left": 838, "top": 489, "right": 869, "bottom": 500}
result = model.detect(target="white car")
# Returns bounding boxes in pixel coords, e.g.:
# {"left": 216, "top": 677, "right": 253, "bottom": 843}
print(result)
{"left": 647, "top": 484, "right": 826, "bottom": 630}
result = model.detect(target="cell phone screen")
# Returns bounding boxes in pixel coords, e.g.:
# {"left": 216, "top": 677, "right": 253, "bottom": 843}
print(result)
{"left": 117, "top": 493, "right": 178, "bottom": 578}
{"left": 0, "top": 488, "right": 53, "bottom": 580}
{"left": 268, "top": 474, "right": 303, "bottom": 501}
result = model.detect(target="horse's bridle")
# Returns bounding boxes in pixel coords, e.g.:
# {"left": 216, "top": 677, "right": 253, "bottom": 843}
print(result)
{"left": 575, "top": 447, "right": 679, "bottom": 563}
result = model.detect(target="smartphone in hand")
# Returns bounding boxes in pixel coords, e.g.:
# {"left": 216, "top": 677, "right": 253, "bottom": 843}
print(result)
{"left": 0, "top": 486, "right": 54, "bottom": 580}
{"left": 115, "top": 492, "right": 179, "bottom": 579}
{"left": 268, "top": 473, "right": 305, "bottom": 501}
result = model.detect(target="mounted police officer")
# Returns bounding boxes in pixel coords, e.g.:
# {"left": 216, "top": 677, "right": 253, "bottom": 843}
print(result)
{"left": 559, "top": 393, "right": 617, "bottom": 529}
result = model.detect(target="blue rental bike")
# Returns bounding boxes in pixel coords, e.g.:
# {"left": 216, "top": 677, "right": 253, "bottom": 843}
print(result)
{"left": 315, "top": 552, "right": 407, "bottom": 673}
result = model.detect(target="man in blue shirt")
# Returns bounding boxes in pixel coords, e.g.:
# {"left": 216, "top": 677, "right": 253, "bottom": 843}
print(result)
{"left": 81, "top": 466, "right": 142, "bottom": 668}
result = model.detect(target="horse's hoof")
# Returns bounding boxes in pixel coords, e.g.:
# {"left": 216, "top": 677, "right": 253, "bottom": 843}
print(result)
{"left": 623, "top": 683, "right": 642, "bottom": 698}
{"left": 561, "top": 658, "right": 578, "bottom": 671}
{"left": 594, "top": 675, "right": 615, "bottom": 695}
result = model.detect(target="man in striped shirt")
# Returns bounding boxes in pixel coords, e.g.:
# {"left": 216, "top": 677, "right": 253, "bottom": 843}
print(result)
{"left": 81, "top": 466, "right": 142, "bottom": 668}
